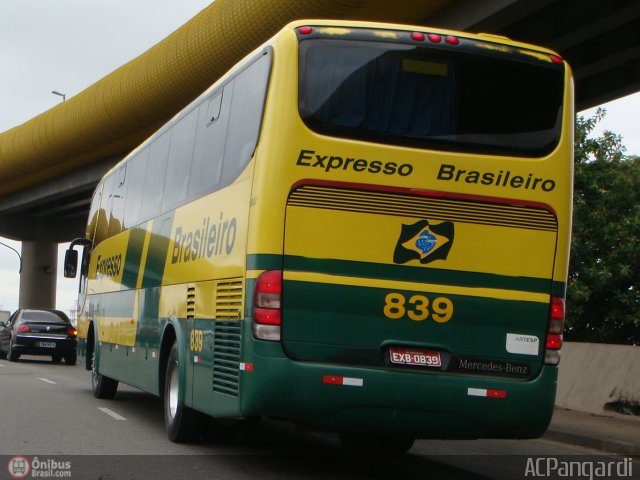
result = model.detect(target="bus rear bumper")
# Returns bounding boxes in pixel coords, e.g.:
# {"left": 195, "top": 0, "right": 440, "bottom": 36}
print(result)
{"left": 241, "top": 353, "right": 557, "bottom": 439}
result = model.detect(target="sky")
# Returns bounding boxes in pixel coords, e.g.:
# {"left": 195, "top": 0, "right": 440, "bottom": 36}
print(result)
{"left": 0, "top": 0, "right": 214, "bottom": 314}
{"left": 0, "top": 0, "right": 639, "bottom": 314}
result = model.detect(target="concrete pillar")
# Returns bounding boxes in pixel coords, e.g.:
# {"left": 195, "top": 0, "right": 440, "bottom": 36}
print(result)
{"left": 19, "top": 240, "right": 58, "bottom": 309}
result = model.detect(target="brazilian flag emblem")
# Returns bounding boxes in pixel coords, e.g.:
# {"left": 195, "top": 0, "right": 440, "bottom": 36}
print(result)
{"left": 393, "top": 220, "right": 454, "bottom": 264}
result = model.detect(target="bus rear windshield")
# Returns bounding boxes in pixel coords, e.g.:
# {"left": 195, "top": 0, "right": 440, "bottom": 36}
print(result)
{"left": 298, "top": 39, "right": 564, "bottom": 157}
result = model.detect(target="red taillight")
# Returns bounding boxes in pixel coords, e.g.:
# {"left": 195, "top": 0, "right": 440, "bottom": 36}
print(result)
{"left": 254, "top": 269, "right": 282, "bottom": 311}
{"left": 413, "top": 32, "right": 458, "bottom": 45}
{"left": 545, "top": 296, "right": 565, "bottom": 365}
{"left": 550, "top": 54, "right": 563, "bottom": 64}
{"left": 546, "top": 334, "right": 563, "bottom": 350}
{"left": 67, "top": 326, "right": 78, "bottom": 337}
{"left": 253, "top": 308, "right": 281, "bottom": 326}
{"left": 299, "top": 26, "right": 313, "bottom": 35}
{"left": 550, "top": 296, "right": 565, "bottom": 321}
{"left": 253, "top": 270, "right": 282, "bottom": 341}
{"left": 16, "top": 324, "right": 30, "bottom": 333}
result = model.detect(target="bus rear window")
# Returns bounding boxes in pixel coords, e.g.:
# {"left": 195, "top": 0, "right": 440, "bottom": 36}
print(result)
{"left": 298, "top": 39, "right": 564, "bottom": 157}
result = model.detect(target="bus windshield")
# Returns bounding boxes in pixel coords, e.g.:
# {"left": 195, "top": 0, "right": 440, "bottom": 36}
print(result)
{"left": 299, "top": 38, "right": 564, "bottom": 157}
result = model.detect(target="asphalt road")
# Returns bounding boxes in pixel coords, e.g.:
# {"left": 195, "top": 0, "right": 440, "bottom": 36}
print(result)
{"left": 0, "top": 356, "right": 635, "bottom": 480}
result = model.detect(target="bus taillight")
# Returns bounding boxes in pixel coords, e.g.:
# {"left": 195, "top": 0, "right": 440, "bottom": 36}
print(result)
{"left": 253, "top": 270, "right": 282, "bottom": 341}
{"left": 544, "top": 296, "right": 565, "bottom": 365}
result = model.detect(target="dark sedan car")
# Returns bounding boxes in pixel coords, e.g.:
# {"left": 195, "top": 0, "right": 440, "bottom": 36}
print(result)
{"left": 0, "top": 309, "right": 77, "bottom": 364}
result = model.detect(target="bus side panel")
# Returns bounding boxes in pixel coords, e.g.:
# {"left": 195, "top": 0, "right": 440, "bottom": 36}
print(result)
{"left": 136, "top": 286, "right": 164, "bottom": 394}
{"left": 83, "top": 287, "right": 166, "bottom": 395}
{"left": 191, "top": 285, "right": 245, "bottom": 417}
{"left": 78, "top": 171, "right": 252, "bottom": 407}
{"left": 162, "top": 179, "right": 252, "bottom": 417}
{"left": 82, "top": 212, "right": 171, "bottom": 393}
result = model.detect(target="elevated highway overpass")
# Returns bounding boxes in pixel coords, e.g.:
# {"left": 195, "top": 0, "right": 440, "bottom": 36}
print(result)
{"left": 1, "top": 0, "right": 639, "bottom": 307}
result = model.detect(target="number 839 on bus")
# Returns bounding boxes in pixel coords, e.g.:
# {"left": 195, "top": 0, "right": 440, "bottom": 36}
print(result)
{"left": 383, "top": 292, "right": 454, "bottom": 323}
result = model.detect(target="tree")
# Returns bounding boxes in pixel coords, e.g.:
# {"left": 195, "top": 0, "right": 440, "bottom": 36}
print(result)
{"left": 566, "top": 109, "right": 640, "bottom": 345}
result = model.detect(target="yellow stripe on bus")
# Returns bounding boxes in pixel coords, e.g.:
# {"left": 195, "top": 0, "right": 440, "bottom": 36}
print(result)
{"left": 97, "top": 316, "right": 137, "bottom": 347}
{"left": 283, "top": 271, "right": 549, "bottom": 304}
{"left": 246, "top": 270, "right": 265, "bottom": 280}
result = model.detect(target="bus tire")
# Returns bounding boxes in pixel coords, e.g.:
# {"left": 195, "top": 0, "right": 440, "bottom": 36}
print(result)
{"left": 164, "top": 341, "right": 208, "bottom": 443}
{"left": 339, "top": 432, "right": 415, "bottom": 454}
{"left": 91, "top": 351, "right": 118, "bottom": 399}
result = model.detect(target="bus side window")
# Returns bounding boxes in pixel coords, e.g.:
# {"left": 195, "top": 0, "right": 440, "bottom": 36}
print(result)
{"left": 86, "top": 183, "right": 103, "bottom": 242}
{"left": 188, "top": 88, "right": 231, "bottom": 201}
{"left": 162, "top": 107, "right": 198, "bottom": 211}
{"left": 96, "top": 174, "right": 115, "bottom": 245}
{"left": 140, "top": 131, "right": 171, "bottom": 223}
{"left": 123, "top": 149, "right": 148, "bottom": 229}
{"left": 219, "top": 52, "right": 272, "bottom": 187}
{"left": 108, "top": 164, "right": 127, "bottom": 237}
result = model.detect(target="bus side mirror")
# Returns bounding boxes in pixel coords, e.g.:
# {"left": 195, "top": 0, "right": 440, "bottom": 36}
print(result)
{"left": 64, "top": 249, "right": 78, "bottom": 278}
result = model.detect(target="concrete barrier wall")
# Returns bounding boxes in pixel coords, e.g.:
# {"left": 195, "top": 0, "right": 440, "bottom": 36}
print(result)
{"left": 556, "top": 342, "right": 640, "bottom": 415}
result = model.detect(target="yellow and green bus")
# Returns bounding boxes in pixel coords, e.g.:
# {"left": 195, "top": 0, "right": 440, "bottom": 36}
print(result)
{"left": 65, "top": 19, "right": 573, "bottom": 452}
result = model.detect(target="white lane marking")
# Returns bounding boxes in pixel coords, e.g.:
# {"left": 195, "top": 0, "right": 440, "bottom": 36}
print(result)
{"left": 98, "top": 407, "right": 127, "bottom": 421}
{"left": 38, "top": 377, "right": 57, "bottom": 384}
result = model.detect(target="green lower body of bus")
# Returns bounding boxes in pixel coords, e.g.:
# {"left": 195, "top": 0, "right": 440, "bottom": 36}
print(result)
{"left": 79, "top": 316, "right": 556, "bottom": 440}
{"left": 242, "top": 337, "right": 557, "bottom": 439}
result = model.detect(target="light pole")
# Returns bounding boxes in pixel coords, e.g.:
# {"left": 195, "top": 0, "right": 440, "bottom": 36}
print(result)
{"left": 52, "top": 90, "right": 66, "bottom": 102}
{"left": 0, "top": 241, "right": 22, "bottom": 273}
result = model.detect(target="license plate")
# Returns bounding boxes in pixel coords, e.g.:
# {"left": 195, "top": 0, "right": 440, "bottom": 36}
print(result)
{"left": 389, "top": 347, "right": 441, "bottom": 367}
{"left": 39, "top": 342, "right": 56, "bottom": 348}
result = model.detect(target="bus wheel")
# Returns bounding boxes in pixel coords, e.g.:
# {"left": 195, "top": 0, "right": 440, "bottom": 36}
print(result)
{"left": 339, "top": 432, "right": 415, "bottom": 454}
{"left": 164, "top": 341, "right": 209, "bottom": 443}
{"left": 91, "top": 351, "right": 118, "bottom": 399}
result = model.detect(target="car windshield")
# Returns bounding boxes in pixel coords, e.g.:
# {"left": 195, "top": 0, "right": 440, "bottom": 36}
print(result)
{"left": 21, "top": 310, "right": 69, "bottom": 323}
